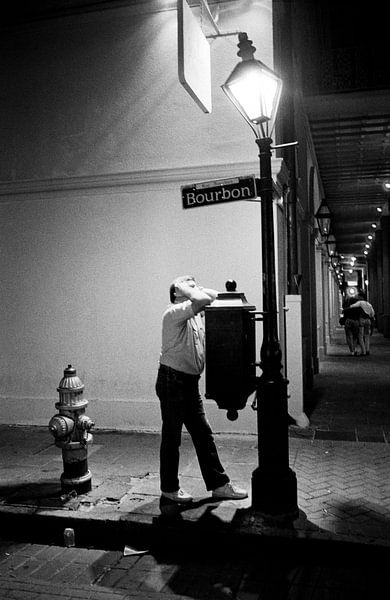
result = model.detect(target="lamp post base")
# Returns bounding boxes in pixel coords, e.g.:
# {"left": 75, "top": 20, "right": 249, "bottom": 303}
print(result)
{"left": 251, "top": 466, "right": 299, "bottom": 521}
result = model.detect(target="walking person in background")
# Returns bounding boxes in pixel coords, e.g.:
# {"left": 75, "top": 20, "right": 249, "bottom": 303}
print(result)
{"left": 342, "top": 297, "right": 366, "bottom": 356}
{"left": 155, "top": 275, "right": 248, "bottom": 503}
{"left": 349, "top": 295, "right": 375, "bottom": 355}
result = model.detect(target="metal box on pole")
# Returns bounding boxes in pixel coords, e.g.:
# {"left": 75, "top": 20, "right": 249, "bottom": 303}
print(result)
{"left": 205, "top": 281, "right": 257, "bottom": 420}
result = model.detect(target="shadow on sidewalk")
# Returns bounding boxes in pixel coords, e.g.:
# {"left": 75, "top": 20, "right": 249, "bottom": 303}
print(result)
{"left": 146, "top": 496, "right": 390, "bottom": 557}
{"left": 96, "top": 502, "right": 390, "bottom": 600}
{"left": 0, "top": 480, "right": 75, "bottom": 508}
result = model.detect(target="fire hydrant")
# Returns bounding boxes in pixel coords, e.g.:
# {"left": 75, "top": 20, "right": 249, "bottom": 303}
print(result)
{"left": 49, "top": 364, "right": 94, "bottom": 494}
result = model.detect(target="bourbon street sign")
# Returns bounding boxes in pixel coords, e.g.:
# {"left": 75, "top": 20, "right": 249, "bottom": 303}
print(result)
{"left": 181, "top": 175, "right": 257, "bottom": 209}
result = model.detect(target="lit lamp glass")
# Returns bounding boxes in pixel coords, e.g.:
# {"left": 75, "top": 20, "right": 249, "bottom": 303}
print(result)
{"left": 224, "top": 67, "right": 280, "bottom": 122}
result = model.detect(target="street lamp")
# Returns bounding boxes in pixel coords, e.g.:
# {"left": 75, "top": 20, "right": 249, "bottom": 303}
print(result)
{"left": 315, "top": 199, "right": 332, "bottom": 239}
{"left": 325, "top": 233, "right": 337, "bottom": 257}
{"left": 331, "top": 254, "right": 340, "bottom": 271}
{"left": 222, "top": 33, "right": 298, "bottom": 519}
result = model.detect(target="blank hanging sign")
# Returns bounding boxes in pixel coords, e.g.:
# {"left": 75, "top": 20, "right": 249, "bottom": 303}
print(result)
{"left": 178, "top": 0, "right": 212, "bottom": 113}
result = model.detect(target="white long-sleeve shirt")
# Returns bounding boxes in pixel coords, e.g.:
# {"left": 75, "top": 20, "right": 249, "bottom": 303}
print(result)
{"left": 159, "top": 300, "right": 205, "bottom": 375}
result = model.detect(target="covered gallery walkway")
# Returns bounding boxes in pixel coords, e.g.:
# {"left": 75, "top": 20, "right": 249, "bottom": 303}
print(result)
{"left": 301, "top": 329, "right": 390, "bottom": 442}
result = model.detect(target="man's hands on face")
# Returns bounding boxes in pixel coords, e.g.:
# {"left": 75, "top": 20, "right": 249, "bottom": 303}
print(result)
{"left": 174, "top": 278, "right": 197, "bottom": 299}
{"left": 174, "top": 279, "right": 218, "bottom": 314}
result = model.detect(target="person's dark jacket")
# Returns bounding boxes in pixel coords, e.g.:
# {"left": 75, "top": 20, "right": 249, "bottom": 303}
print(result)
{"left": 343, "top": 305, "right": 366, "bottom": 320}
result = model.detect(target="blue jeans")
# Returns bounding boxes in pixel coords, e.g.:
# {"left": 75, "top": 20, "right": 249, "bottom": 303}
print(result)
{"left": 155, "top": 364, "right": 229, "bottom": 493}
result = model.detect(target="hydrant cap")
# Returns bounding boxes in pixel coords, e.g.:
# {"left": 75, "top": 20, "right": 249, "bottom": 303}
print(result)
{"left": 57, "top": 364, "right": 85, "bottom": 392}
{"left": 64, "top": 364, "right": 76, "bottom": 377}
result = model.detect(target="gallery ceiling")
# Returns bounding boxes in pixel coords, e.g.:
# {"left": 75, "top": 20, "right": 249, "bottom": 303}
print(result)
{"left": 300, "top": 2, "right": 390, "bottom": 261}
{"left": 305, "top": 89, "right": 390, "bottom": 260}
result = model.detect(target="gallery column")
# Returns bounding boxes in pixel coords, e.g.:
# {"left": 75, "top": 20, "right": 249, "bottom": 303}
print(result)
{"left": 380, "top": 216, "right": 390, "bottom": 337}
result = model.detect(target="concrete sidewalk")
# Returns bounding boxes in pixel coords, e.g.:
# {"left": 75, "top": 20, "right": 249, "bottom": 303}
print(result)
{"left": 1, "top": 425, "right": 390, "bottom": 553}
{"left": 1, "top": 330, "right": 390, "bottom": 553}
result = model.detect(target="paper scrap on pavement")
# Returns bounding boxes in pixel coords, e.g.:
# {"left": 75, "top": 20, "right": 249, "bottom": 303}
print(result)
{"left": 123, "top": 545, "right": 148, "bottom": 556}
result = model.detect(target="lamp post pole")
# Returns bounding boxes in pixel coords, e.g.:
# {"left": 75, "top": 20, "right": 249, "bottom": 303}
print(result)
{"left": 252, "top": 136, "right": 298, "bottom": 519}
{"left": 222, "top": 32, "right": 298, "bottom": 519}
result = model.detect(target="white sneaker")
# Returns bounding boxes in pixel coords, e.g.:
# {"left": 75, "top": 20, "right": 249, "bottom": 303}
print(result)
{"left": 161, "top": 488, "right": 193, "bottom": 503}
{"left": 212, "top": 482, "right": 248, "bottom": 500}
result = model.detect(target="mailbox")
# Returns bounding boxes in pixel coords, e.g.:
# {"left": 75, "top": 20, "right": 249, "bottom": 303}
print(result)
{"left": 205, "top": 280, "right": 257, "bottom": 420}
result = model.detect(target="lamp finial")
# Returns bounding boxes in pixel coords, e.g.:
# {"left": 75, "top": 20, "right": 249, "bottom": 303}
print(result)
{"left": 237, "top": 32, "right": 256, "bottom": 61}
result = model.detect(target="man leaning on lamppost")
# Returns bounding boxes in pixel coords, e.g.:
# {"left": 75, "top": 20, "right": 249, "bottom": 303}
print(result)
{"left": 222, "top": 32, "right": 298, "bottom": 520}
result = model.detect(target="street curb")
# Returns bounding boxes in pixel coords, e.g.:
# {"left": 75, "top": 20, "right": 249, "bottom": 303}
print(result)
{"left": 2, "top": 504, "right": 390, "bottom": 563}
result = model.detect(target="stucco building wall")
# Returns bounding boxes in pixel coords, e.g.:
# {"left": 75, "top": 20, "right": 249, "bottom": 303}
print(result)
{"left": 1, "top": 1, "right": 282, "bottom": 432}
